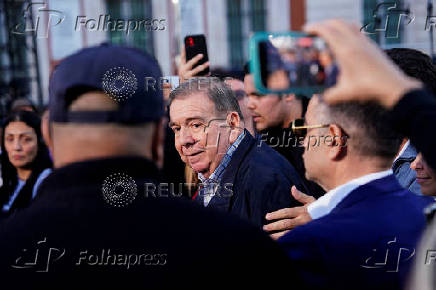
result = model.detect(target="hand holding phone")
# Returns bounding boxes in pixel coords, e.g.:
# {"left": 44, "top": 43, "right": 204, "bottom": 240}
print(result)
{"left": 179, "top": 34, "right": 210, "bottom": 82}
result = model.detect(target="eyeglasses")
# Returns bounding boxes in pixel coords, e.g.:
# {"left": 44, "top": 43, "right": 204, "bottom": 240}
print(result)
{"left": 291, "top": 118, "right": 330, "bottom": 137}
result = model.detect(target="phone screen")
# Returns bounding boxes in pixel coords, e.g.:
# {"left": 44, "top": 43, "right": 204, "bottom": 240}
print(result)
{"left": 184, "top": 34, "right": 210, "bottom": 76}
{"left": 259, "top": 35, "right": 338, "bottom": 93}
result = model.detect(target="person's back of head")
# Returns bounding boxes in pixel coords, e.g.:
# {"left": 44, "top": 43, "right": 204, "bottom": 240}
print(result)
{"left": 328, "top": 101, "right": 402, "bottom": 163}
{"left": 385, "top": 48, "right": 436, "bottom": 96}
{"left": 312, "top": 96, "right": 403, "bottom": 170}
{"left": 48, "top": 44, "right": 165, "bottom": 168}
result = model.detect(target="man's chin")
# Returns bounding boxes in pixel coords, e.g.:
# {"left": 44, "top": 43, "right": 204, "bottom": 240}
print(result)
{"left": 189, "top": 163, "right": 208, "bottom": 175}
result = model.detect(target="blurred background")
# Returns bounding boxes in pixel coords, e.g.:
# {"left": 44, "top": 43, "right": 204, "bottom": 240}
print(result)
{"left": 0, "top": 0, "right": 435, "bottom": 115}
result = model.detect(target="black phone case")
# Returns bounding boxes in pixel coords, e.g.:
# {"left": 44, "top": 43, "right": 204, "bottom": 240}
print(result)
{"left": 184, "top": 34, "right": 210, "bottom": 76}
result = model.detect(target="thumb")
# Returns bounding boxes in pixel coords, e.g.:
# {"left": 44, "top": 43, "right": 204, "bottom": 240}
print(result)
{"left": 291, "top": 186, "right": 315, "bottom": 205}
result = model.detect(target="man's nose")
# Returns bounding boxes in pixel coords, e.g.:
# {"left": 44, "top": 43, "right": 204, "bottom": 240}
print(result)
{"left": 247, "top": 96, "right": 256, "bottom": 110}
{"left": 179, "top": 127, "right": 196, "bottom": 147}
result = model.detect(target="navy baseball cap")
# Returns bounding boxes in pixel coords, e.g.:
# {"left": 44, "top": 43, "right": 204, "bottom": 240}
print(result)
{"left": 49, "top": 43, "right": 164, "bottom": 124}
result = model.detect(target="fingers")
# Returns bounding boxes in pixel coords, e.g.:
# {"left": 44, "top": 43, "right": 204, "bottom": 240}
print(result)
{"left": 179, "top": 53, "right": 209, "bottom": 82}
{"left": 189, "top": 61, "right": 210, "bottom": 77}
{"left": 185, "top": 54, "right": 205, "bottom": 71}
{"left": 304, "top": 21, "right": 346, "bottom": 56}
{"left": 263, "top": 218, "right": 301, "bottom": 232}
{"left": 322, "top": 81, "right": 350, "bottom": 104}
{"left": 291, "top": 186, "right": 316, "bottom": 205}
{"left": 270, "top": 230, "right": 290, "bottom": 241}
{"left": 265, "top": 206, "right": 303, "bottom": 221}
{"left": 180, "top": 45, "right": 186, "bottom": 64}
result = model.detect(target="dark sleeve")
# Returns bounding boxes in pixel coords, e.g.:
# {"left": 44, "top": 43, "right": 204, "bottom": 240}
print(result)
{"left": 390, "top": 89, "right": 436, "bottom": 170}
{"left": 244, "top": 168, "right": 300, "bottom": 227}
{"left": 278, "top": 227, "right": 327, "bottom": 288}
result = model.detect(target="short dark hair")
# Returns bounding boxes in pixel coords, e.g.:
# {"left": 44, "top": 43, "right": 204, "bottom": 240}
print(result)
{"left": 321, "top": 99, "right": 402, "bottom": 160}
{"left": 169, "top": 78, "right": 244, "bottom": 120}
{"left": 385, "top": 48, "right": 436, "bottom": 96}
{"left": 210, "top": 68, "right": 244, "bottom": 82}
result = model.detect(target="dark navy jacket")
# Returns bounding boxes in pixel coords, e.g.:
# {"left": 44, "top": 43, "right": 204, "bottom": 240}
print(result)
{"left": 278, "top": 174, "right": 434, "bottom": 290}
{"left": 206, "top": 130, "right": 311, "bottom": 227}
{"left": 0, "top": 157, "right": 292, "bottom": 288}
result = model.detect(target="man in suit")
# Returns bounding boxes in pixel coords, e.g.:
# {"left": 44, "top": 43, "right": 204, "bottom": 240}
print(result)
{"left": 168, "top": 78, "right": 310, "bottom": 227}
{"left": 0, "top": 44, "right": 292, "bottom": 288}
{"left": 278, "top": 94, "right": 434, "bottom": 290}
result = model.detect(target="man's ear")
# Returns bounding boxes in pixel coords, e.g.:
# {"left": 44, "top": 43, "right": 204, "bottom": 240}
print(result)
{"left": 327, "top": 124, "right": 347, "bottom": 161}
{"left": 152, "top": 118, "right": 165, "bottom": 169}
{"left": 227, "top": 112, "right": 242, "bottom": 144}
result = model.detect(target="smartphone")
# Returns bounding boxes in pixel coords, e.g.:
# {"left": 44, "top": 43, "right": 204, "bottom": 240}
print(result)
{"left": 250, "top": 32, "right": 338, "bottom": 95}
{"left": 184, "top": 34, "right": 210, "bottom": 76}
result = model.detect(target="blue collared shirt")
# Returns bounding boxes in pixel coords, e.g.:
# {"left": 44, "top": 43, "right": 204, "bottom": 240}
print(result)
{"left": 198, "top": 131, "right": 245, "bottom": 206}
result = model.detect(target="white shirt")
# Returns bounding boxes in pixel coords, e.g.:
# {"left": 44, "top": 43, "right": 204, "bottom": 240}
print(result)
{"left": 308, "top": 169, "right": 393, "bottom": 220}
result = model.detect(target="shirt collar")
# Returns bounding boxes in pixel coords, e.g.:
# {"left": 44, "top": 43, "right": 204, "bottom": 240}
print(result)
{"left": 308, "top": 169, "right": 393, "bottom": 220}
{"left": 198, "top": 131, "right": 245, "bottom": 183}
{"left": 394, "top": 140, "right": 410, "bottom": 163}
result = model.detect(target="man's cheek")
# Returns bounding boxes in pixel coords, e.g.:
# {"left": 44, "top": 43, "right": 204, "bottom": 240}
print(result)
{"left": 203, "top": 130, "right": 219, "bottom": 149}
{"left": 174, "top": 144, "right": 187, "bottom": 163}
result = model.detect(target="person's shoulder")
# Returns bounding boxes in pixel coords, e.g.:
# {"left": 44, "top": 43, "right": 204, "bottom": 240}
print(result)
{"left": 243, "top": 138, "right": 294, "bottom": 172}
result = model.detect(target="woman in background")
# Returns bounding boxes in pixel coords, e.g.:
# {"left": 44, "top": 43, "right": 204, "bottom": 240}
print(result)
{"left": 0, "top": 110, "right": 52, "bottom": 219}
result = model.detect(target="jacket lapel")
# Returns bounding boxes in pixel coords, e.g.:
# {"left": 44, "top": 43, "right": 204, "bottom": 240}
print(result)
{"left": 207, "top": 130, "right": 255, "bottom": 211}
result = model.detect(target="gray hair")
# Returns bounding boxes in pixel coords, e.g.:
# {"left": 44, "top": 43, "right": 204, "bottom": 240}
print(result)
{"left": 168, "top": 78, "right": 244, "bottom": 120}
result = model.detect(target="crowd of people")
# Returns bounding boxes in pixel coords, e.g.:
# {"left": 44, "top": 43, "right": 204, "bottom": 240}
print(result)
{"left": 0, "top": 19, "right": 435, "bottom": 289}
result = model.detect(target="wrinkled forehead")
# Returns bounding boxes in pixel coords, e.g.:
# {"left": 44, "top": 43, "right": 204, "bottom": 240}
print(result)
{"left": 169, "top": 92, "right": 216, "bottom": 123}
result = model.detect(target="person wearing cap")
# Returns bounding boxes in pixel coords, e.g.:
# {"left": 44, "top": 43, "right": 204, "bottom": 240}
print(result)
{"left": 0, "top": 44, "right": 292, "bottom": 288}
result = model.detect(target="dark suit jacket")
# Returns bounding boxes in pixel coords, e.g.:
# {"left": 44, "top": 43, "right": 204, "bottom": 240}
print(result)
{"left": 206, "top": 130, "right": 311, "bottom": 227}
{"left": 0, "top": 157, "right": 292, "bottom": 288}
{"left": 278, "top": 174, "right": 434, "bottom": 290}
